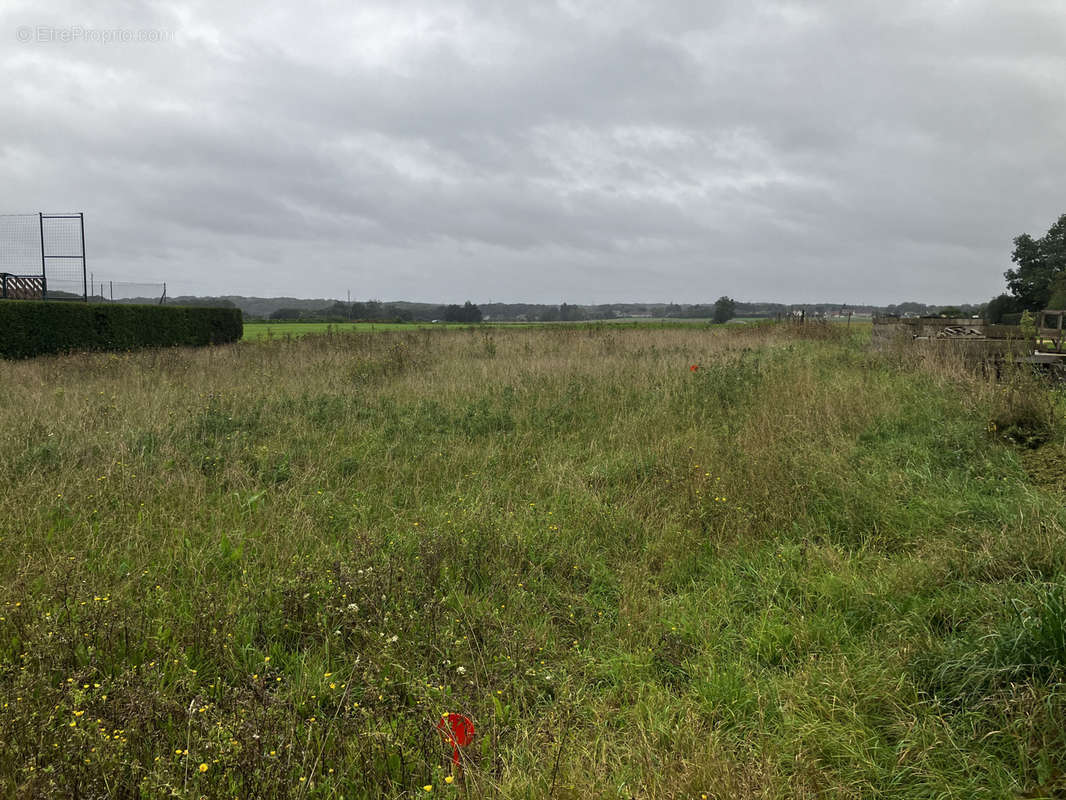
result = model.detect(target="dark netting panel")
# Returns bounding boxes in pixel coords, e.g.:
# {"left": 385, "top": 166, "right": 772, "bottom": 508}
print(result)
{"left": 41, "top": 214, "right": 86, "bottom": 299}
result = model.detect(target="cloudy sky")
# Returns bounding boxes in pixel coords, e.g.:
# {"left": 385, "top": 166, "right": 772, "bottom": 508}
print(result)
{"left": 3, "top": 1, "right": 1065, "bottom": 304}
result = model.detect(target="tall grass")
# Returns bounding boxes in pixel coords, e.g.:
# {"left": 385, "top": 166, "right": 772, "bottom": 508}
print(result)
{"left": 1, "top": 323, "right": 1064, "bottom": 798}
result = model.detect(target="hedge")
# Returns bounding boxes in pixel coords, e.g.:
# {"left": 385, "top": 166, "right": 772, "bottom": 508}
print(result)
{"left": 0, "top": 301, "right": 243, "bottom": 359}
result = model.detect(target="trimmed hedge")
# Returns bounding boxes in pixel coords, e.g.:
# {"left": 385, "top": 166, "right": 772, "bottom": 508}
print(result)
{"left": 0, "top": 301, "right": 243, "bottom": 359}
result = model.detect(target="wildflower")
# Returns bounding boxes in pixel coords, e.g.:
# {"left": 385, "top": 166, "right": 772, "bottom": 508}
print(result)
{"left": 690, "top": 364, "right": 699, "bottom": 371}
{"left": 445, "top": 776, "right": 454, "bottom": 784}
{"left": 199, "top": 763, "right": 209, "bottom": 773}
{"left": 423, "top": 786, "right": 433, "bottom": 792}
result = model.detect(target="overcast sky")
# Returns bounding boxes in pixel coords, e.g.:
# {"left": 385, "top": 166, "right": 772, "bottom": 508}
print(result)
{"left": 3, "top": 1, "right": 1065, "bottom": 304}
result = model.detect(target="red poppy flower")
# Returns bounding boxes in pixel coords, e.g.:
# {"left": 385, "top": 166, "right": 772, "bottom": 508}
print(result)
{"left": 690, "top": 364, "right": 699, "bottom": 371}
{"left": 435, "top": 713, "right": 475, "bottom": 768}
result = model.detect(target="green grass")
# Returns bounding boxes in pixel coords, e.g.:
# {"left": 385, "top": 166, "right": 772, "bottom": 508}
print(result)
{"left": 2, "top": 322, "right": 1065, "bottom": 798}
{"left": 241, "top": 320, "right": 720, "bottom": 341}
{"left": 242, "top": 321, "right": 467, "bottom": 339}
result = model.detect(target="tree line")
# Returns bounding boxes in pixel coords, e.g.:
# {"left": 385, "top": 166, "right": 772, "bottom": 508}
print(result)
{"left": 266, "top": 300, "right": 482, "bottom": 323}
{"left": 985, "top": 212, "right": 1066, "bottom": 322}
{"left": 258, "top": 297, "right": 739, "bottom": 323}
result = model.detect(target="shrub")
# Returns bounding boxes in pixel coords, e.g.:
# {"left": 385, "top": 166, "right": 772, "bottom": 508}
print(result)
{"left": 988, "top": 369, "right": 1057, "bottom": 448}
{"left": 0, "top": 301, "right": 242, "bottom": 359}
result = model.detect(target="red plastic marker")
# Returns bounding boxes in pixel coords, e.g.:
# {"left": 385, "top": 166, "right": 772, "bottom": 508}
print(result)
{"left": 435, "top": 713, "right": 475, "bottom": 773}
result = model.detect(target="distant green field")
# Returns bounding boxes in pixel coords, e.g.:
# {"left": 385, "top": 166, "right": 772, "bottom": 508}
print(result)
{"left": 241, "top": 319, "right": 718, "bottom": 340}
{"left": 242, "top": 321, "right": 460, "bottom": 339}
{"left": 240, "top": 318, "right": 857, "bottom": 341}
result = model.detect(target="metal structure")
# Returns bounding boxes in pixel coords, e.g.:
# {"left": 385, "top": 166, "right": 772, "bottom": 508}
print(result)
{"left": 872, "top": 313, "right": 1066, "bottom": 381}
{"left": 1037, "top": 310, "right": 1065, "bottom": 353}
{"left": 0, "top": 212, "right": 87, "bottom": 300}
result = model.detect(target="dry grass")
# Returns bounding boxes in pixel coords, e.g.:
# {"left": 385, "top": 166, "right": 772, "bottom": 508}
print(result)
{"left": 1, "top": 322, "right": 1065, "bottom": 798}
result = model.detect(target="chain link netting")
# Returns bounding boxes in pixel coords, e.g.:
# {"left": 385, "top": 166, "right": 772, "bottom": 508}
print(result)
{"left": 2, "top": 213, "right": 166, "bottom": 303}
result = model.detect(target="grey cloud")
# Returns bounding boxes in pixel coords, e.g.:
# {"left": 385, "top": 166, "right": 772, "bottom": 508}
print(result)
{"left": 2, "top": 0, "right": 1064, "bottom": 302}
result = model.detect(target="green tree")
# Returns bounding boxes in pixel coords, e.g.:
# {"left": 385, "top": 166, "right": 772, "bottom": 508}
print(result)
{"left": 938, "top": 306, "right": 963, "bottom": 318}
{"left": 1004, "top": 213, "right": 1066, "bottom": 310}
{"left": 443, "top": 301, "right": 483, "bottom": 323}
{"left": 713, "top": 296, "right": 736, "bottom": 324}
{"left": 984, "top": 293, "right": 1020, "bottom": 324}
{"left": 269, "top": 308, "right": 303, "bottom": 320}
{"left": 1047, "top": 273, "right": 1066, "bottom": 309}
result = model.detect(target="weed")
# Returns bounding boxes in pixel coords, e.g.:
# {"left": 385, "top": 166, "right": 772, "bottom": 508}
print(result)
{"left": 0, "top": 322, "right": 1064, "bottom": 797}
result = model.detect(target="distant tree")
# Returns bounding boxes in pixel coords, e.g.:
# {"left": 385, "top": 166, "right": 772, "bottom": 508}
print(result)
{"left": 270, "top": 308, "right": 303, "bottom": 320}
{"left": 465, "top": 301, "right": 483, "bottom": 323}
{"left": 443, "top": 301, "right": 483, "bottom": 323}
{"left": 713, "top": 296, "right": 736, "bottom": 324}
{"left": 559, "top": 302, "right": 582, "bottom": 321}
{"left": 938, "top": 306, "right": 963, "bottom": 318}
{"left": 984, "top": 294, "right": 1020, "bottom": 323}
{"left": 1004, "top": 213, "right": 1066, "bottom": 310}
{"left": 170, "top": 297, "right": 237, "bottom": 309}
{"left": 886, "top": 301, "right": 930, "bottom": 316}
{"left": 689, "top": 304, "right": 714, "bottom": 319}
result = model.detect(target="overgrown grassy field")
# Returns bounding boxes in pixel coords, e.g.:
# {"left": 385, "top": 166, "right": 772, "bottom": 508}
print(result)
{"left": 2, "top": 324, "right": 1065, "bottom": 798}
{"left": 242, "top": 322, "right": 468, "bottom": 340}
{"left": 241, "top": 320, "right": 710, "bottom": 341}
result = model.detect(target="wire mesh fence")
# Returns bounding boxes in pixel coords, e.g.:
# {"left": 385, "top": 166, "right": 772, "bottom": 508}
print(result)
{"left": 0, "top": 212, "right": 87, "bottom": 300}
{"left": 0, "top": 215, "right": 42, "bottom": 273}
{"left": 42, "top": 214, "right": 86, "bottom": 299}
{"left": 2, "top": 213, "right": 169, "bottom": 304}
{"left": 87, "top": 279, "right": 166, "bottom": 304}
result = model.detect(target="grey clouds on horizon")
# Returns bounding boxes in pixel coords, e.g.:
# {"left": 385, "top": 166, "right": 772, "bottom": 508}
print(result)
{"left": 3, "top": 0, "right": 1065, "bottom": 305}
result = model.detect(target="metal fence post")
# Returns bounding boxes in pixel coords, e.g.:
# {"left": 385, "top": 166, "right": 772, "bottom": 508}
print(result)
{"left": 38, "top": 212, "right": 47, "bottom": 300}
{"left": 80, "top": 212, "right": 87, "bottom": 301}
